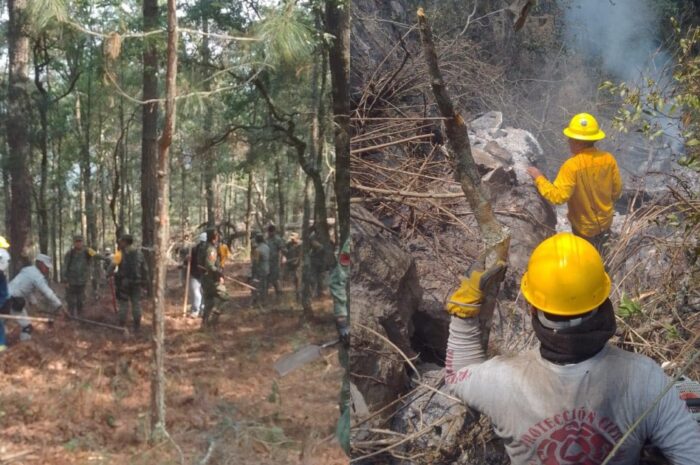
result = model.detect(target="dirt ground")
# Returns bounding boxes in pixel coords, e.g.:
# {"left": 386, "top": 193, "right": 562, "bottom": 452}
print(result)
{"left": 0, "top": 262, "right": 347, "bottom": 465}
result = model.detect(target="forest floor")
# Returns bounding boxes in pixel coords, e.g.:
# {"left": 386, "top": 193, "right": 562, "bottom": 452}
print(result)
{"left": 0, "top": 262, "right": 346, "bottom": 465}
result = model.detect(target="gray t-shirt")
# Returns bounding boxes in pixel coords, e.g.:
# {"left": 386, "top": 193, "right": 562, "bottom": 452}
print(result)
{"left": 446, "top": 320, "right": 700, "bottom": 464}
{"left": 256, "top": 243, "right": 270, "bottom": 275}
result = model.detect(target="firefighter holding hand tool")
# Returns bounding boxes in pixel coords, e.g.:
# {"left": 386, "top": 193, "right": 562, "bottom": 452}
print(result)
{"left": 7, "top": 254, "right": 64, "bottom": 342}
{"left": 444, "top": 233, "right": 700, "bottom": 464}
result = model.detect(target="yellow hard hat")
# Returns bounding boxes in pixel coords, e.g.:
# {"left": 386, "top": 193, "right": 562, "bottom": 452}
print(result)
{"left": 113, "top": 249, "right": 122, "bottom": 266}
{"left": 520, "top": 233, "right": 611, "bottom": 316}
{"left": 563, "top": 113, "right": 606, "bottom": 141}
{"left": 0, "top": 236, "right": 8, "bottom": 249}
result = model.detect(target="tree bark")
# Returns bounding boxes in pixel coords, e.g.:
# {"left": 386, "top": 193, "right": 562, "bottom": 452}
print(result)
{"left": 417, "top": 8, "right": 509, "bottom": 349}
{"left": 7, "top": 0, "right": 32, "bottom": 273}
{"left": 200, "top": 13, "right": 217, "bottom": 228}
{"left": 142, "top": 0, "right": 160, "bottom": 293}
{"left": 275, "top": 160, "right": 285, "bottom": 233}
{"left": 244, "top": 171, "right": 253, "bottom": 253}
{"left": 326, "top": 0, "right": 351, "bottom": 247}
{"left": 79, "top": 60, "right": 98, "bottom": 248}
{"left": 151, "top": 0, "right": 178, "bottom": 442}
{"left": 300, "top": 177, "right": 313, "bottom": 317}
{"left": 34, "top": 37, "right": 50, "bottom": 253}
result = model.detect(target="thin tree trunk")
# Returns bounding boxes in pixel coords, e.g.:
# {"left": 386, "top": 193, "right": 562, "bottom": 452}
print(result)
{"left": 35, "top": 57, "right": 50, "bottom": 253}
{"left": 417, "top": 8, "right": 509, "bottom": 349}
{"left": 7, "top": 0, "right": 32, "bottom": 273}
{"left": 79, "top": 58, "right": 98, "bottom": 248}
{"left": 244, "top": 171, "right": 253, "bottom": 254}
{"left": 308, "top": 34, "right": 334, "bottom": 267}
{"left": 300, "top": 177, "right": 313, "bottom": 317}
{"left": 180, "top": 151, "right": 187, "bottom": 237}
{"left": 151, "top": 0, "right": 177, "bottom": 442}
{"left": 326, "top": 0, "right": 351, "bottom": 247}
{"left": 275, "top": 160, "right": 285, "bottom": 234}
{"left": 142, "top": 0, "right": 160, "bottom": 293}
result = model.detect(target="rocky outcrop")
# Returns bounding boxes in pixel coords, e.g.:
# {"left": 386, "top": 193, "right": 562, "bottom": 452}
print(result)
{"left": 350, "top": 204, "right": 423, "bottom": 413}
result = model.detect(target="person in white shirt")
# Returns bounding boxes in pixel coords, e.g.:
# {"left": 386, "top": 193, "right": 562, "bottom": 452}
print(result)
{"left": 444, "top": 233, "right": 700, "bottom": 464}
{"left": 8, "top": 254, "right": 63, "bottom": 341}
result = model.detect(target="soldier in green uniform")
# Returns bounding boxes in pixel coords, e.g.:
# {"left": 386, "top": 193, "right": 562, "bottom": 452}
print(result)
{"left": 113, "top": 234, "right": 148, "bottom": 331}
{"left": 283, "top": 233, "right": 302, "bottom": 300}
{"left": 329, "top": 239, "right": 350, "bottom": 456}
{"left": 252, "top": 233, "right": 270, "bottom": 305}
{"left": 266, "top": 224, "right": 285, "bottom": 297}
{"left": 198, "top": 228, "right": 228, "bottom": 327}
{"left": 62, "top": 235, "right": 95, "bottom": 317}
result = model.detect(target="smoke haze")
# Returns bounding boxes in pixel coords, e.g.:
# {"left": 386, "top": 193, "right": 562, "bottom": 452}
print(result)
{"left": 562, "top": 0, "right": 666, "bottom": 83}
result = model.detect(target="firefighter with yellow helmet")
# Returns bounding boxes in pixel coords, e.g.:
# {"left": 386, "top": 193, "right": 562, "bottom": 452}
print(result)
{"left": 527, "top": 113, "right": 622, "bottom": 252}
{"left": 443, "top": 233, "right": 700, "bottom": 463}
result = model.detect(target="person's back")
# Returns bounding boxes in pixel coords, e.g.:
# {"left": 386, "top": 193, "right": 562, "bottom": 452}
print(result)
{"left": 447, "top": 344, "right": 699, "bottom": 464}
{"left": 257, "top": 242, "right": 270, "bottom": 276}
{"left": 528, "top": 113, "right": 622, "bottom": 241}
{"left": 117, "top": 245, "right": 146, "bottom": 285}
{"left": 444, "top": 233, "right": 700, "bottom": 465}
{"left": 537, "top": 148, "right": 621, "bottom": 237}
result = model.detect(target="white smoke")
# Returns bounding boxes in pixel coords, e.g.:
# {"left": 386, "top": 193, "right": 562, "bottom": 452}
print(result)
{"left": 562, "top": 0, "right": 666, "bottom": 83}
{"left": 562, "top": 0, "right": 684, "bottom": 163}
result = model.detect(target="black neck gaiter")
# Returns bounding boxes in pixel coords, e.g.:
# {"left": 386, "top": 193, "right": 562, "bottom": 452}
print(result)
{"left": 532, "top": 299, "right": 616, "bottom": 365}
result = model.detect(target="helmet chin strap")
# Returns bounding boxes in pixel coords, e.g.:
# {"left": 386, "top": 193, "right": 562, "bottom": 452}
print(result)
{"left": 537, "top": 308, "right": 598, "bottom": 331}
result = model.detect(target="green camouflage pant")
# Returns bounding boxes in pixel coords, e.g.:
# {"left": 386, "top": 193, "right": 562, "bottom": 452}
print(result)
{"left": 117, "top": 287, "right": 141, "bottom": 328}
{"left": 66, "top": 284, "right": 86, "bottom": 316}
{"left": 337, "top": 345, "right": 350, "bottom": 455}
{"left": 202, "top": 278, "right": 229, "bottom": 325}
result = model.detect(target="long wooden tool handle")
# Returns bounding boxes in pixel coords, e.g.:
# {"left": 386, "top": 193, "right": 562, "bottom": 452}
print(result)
{"left": 0, "top": 314, "right": 54, "bottom": 323}
{"left": 223, "top": 275, "right": 257, "bottom": 291}
{"left": 68, "top": 315, "right": 127, "bottom": 332}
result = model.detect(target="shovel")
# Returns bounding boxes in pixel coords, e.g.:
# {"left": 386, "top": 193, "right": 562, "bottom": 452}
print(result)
{"left": 273, "top": 339, "right": 339, "bottom": 376}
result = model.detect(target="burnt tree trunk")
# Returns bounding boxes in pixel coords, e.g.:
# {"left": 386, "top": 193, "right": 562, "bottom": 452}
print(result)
{"left": 7, "top": 0, "right": 32, "bottom": 273}
{"left": 151, "top": 0, "right": 177, "bottom": 441}
{"left": 417, "top": 8, "right": 509, "bottom": 348}
{"left": 142, "top": 0, "right": 160, "bottom": 293}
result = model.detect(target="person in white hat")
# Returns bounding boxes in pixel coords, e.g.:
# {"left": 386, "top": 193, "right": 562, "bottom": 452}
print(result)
{"left": 8, "top": 253, "right": 63, "bottom": 341}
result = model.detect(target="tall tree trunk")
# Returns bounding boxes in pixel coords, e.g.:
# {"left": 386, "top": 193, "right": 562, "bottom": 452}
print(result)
{"left": 7, "top": 0, "right": 32, "bottom": 273}
{"left": 244, "top": 171, "right": 253, "bottom": 253}
{"left": 180, "top": 151, "right": 187, "bottom": 237}
{"left": 35, "top": 46, "right": 50, "bottom": 253}
{"left": 326, "top": 0, "right": 351, "bottom": 247}
{"left": 200, "top": 14, "right": 217, "bottom": 227}
{"left": 142, "top": 0, "right": 160, "bottom": 293}
{"left": 275, "top": 160, "right": 285, "bottom": 234}
{"left": 300, "top": 177, "right": 313, "bottom": 316}
{"left": 151, "top": 0, "right": 177, "bottom": 442}
{"left": 74, "top": 54, "right": 98, "bottom": 248}
{"left": 307, "top": 34, "right": 333, "bottom": 267}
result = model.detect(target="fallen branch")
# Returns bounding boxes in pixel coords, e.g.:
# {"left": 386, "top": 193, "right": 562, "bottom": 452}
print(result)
{"left": 350, "top": 133, "right": 434, "bottom": 155}
{"left": 352, "top": 184, "right": 463, "bottom": 199}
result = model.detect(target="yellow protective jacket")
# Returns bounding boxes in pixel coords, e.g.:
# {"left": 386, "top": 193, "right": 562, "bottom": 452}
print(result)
{"left": 534, "top": 147, "right": 622, "bottom": 237}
